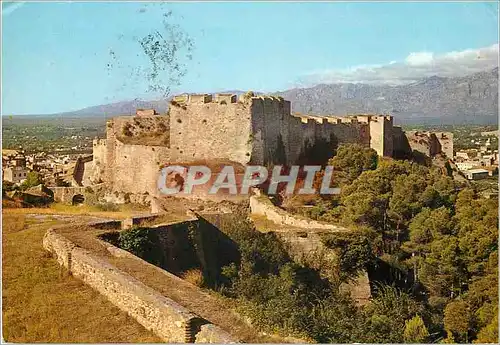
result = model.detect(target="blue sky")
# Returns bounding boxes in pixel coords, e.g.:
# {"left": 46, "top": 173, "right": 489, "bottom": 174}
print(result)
{"left": 2, "top": 1, "right": 499, "bottom": 115}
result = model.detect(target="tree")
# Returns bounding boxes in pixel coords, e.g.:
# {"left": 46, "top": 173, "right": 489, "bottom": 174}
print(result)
{"left": 328, "top": 144, "right": 378, "bottom": 186}
{"left": 404, "top": 315, "right": 430, "bottom": 343}
{"left": 444, "top": 300, "right": 471, "bottom": 342}
{"left": 322, "top": 230, "right": 375, "bottom": 281}
{"left": 474, "top": 311, "right": 498, "bottom": 343}
{"left": 20, "top": 171, "right": 42, "bottom": 190}
{"left": 454, "top": 195, "right": 498, "bottom": 276}
{"left": 362, "top": 285, "right": 426, "bottom": 343}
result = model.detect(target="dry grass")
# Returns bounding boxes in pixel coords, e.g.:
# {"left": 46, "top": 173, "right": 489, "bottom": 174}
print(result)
{"left": 1, "top": 212, "right": 161, "bottom": 343}
{"left": 4, "top": 203, "right": 149, "bottom": 220}
{"left": 182, "top": 269, "right": 205, "bottom": 287}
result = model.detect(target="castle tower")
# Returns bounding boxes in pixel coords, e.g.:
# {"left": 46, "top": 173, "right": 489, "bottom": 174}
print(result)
{"left": 369, "top": 115, "right": 394, "bottom": 157}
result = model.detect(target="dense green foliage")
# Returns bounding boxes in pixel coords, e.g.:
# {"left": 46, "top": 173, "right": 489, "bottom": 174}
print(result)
{"left": 113, "top": 144, "right": 497, "bottom": 342}
{"left": 299, "top": 144, "right": 498, "bottom": 343}
{"left": 117, "top": 227, "right": 163, "bottom": 267}
{"left": 20, "top": 172, "right": 43, "bottom": 190}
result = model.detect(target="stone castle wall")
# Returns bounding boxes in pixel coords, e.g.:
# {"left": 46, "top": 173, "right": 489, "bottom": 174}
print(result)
{"left": 435, "top": 132, "right": 454, "bottom": 158}
{"left": 369, "top": 115, "right": 394, "bottom": 157}
{"left": 103, "top": 118, "right": 171, "bottom": 195}
{"left": 169, "top": 96, "right": 253, "bottom": 165}
{"left": 405, "top": 131, "right": 453, "bottom": 158}
{"left": 94, "top": 93, "right": 402, "bottom": 197}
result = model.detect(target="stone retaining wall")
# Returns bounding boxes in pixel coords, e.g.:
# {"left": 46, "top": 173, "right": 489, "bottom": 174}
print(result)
{"left": 42, "top": 228, "right": 237, "bottom": 343}
{"left": 249, "top": 192, "right": 348, "bottom": 232}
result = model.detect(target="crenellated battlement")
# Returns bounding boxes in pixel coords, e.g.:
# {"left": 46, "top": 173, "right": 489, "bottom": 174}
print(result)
{"left": 93, "top": 138, "right": 107, "bottom": 147}
{"left": 171, "top": 93, "right": 287, "bottom": 107}
{"left": 95, "top": 91, "right": 404, "bottom": 196}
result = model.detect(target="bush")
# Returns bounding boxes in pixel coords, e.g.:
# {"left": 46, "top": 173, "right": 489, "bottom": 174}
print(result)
{"left": 182, "top": 269, "right": 205, "bottom": 287}
{"left": 118, "top": 226, "right": 162, "bottom": 266}
{"left": 96, "top": 202, "right": 119, "bottom": 212}
{"left": 121, "top": 123, "right": 133, "bottom": 136}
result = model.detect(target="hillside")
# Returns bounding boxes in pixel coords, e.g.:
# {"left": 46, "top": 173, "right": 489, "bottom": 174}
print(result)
{"left": 276, "top": 68, "right": 498, "bottom": 124}
{"left": 22, "top": 68, "right": 499, "bottom": 125}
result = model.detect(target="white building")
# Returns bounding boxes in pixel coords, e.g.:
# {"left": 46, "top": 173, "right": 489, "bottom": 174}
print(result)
{"left": 455, "top": 151, "right": 469, "bottom": 160}
{"left": 456, "top": 161, "right": 477, "bottom": 171}
{"left": 464, "top": 168, "right": 490, "bottom": 180}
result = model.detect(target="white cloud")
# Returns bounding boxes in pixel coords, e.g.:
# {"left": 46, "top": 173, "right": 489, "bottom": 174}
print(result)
{"left": 405, "top": 52, "right": 434, "bottom": 66}
{"left": 300, "top": 43, "right": 499, "bottom": 86}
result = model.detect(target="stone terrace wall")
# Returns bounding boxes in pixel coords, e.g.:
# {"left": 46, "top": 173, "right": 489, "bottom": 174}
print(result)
{"left": 43, "top": 228, "right": 237, "bottom": 343}
{"left": 249, "top": 192, "right": 348, "bottom": 231}
{"left": 248, "top": 192, "right": 371, "bottom": 305}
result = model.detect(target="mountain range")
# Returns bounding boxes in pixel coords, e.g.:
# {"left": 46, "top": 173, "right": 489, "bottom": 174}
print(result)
{"left": 35, "top": 68, "right": 499, "bottom": 125}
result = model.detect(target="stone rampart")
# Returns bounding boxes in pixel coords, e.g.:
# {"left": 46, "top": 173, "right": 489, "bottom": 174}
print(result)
{"left": 248, "top": 192, "right": 371, "bottom": 304}
{"left": 43, "top": 228, "right": 237, "bottom": 343}
{"left": 169, "top": 96, "right": 253, "bottom": 165}
{"left": 249, "top": 191, "right": 348, "bottom": 232}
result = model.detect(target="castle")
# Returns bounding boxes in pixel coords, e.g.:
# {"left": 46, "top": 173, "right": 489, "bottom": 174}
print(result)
{"left": 89, "top": 92, "right": 453, "bottom": 197}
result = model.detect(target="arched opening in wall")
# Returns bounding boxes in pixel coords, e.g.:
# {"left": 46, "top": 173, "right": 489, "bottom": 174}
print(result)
{"left": 72, "top": 194, "right": 85, "bottom": 205}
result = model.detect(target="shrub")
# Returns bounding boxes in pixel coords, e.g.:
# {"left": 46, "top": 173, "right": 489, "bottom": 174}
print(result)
{"left": 121, "top": 123, "right": 133, "bottom": 136}
{"left": 182, "top": 269, "right": 205, "bottom": 287}
{"left": 96, "top": 202, "right": 119, "bottom": 212}
{"left": 118, "top": 226, "right": 162, "bottom": 266}
{"left": 84, "top": 186, "right": 94, "bottom": 193}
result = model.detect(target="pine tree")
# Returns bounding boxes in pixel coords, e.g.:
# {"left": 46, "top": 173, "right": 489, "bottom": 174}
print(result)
{"left": 403, "top": 315, "right": 430, "bottom": 343}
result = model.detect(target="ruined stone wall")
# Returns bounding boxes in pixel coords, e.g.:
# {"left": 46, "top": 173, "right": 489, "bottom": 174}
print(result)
{"left": 249, "top": 191, "right": 348, "bottom": 231}
{"left": 169, "top": 97, "right": 253, "bottom": 165}
{"left": 73, "top": 155, "right": 93, "bottom": 186}
{"left": 104, "top": 118, "right": 171, "bottom": 195}
{"left": 91, "top": 139, "right": 107, "bottom": 184}
{"left": 435, "top": 132, "right": 454, "bottom": 158}
{"left": 406, "top": 131, "right": 432, "bottom": 156}
{"left": 81, "top": 161, "right": 91, "bottom": 186}
{"left": 405, "top": 131, "right": 443, "bottom": 157}
{"left": 43, "top": 228, "right": 237, "bottom": 343}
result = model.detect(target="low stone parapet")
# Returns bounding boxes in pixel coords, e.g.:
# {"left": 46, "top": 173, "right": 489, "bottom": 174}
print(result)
{"left": 249, "top": 193, "right": 348, "bottom": 232}
{"left": 43, "top": 228, "right": 238, "bottom": 343}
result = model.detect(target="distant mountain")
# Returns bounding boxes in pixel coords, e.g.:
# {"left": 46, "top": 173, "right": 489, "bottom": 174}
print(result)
{"left": 56, "top": 99, "right": 171, "bottom": 118}
{"left": 275, "top": 68, "right": 498, "bottom": 125}
{"left": 31, "top": 68, "right": 498, "bottom": 125}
